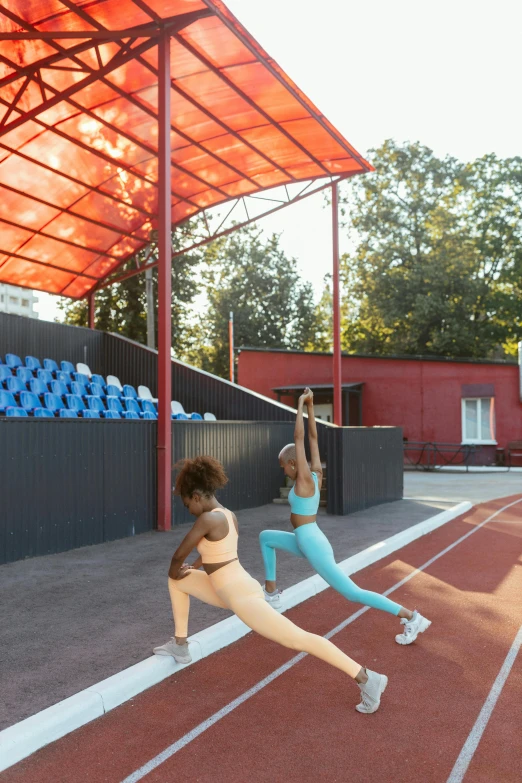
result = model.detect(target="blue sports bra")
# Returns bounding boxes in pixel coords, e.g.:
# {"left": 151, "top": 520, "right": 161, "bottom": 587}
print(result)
{"left": 288, "top": 471, "right": 320, "bottom": 516}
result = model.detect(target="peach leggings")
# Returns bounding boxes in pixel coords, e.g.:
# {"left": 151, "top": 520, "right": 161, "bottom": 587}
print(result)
{"left": 168, "top": 560, "right": 361, "bottom": 679}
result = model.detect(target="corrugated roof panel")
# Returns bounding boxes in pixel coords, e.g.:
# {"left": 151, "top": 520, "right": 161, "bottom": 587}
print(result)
{"left": 0, "top": 0, "right": 373, "bottom": 297}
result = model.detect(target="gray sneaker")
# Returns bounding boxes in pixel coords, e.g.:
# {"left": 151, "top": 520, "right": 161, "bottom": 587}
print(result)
{"left": 395, "top": 610, "right": 431, "bottom": 645}
{"left": 263, "top": 586, "right": 282, "bottom": 606}
{"left": 356, "top": 669, "right": 388, "bottom": 714}
{"left": 153, "top": 638, "right": 192, "bottom": 664}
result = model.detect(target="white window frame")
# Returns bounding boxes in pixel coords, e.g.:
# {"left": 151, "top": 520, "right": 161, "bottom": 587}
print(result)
{"left": 461, "top": 397, "right": 496, "bottom": 445}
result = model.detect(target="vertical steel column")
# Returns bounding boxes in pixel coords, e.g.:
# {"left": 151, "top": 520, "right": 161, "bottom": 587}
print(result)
{"left": 332, "top": 181, "right": 342, "bottom": 426}
{"left": 157, "top": 31, "right": 172, "bottom": 532}
{"left": 88, "top": 293, "right": 95, "bottom": 329}
{"left": 229, "top": 311, "right": 234, "bottom": 383}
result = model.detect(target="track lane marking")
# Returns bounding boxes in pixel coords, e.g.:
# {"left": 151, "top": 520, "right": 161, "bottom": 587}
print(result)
{"left": 121, "top": 497, "right": 522, "bottom": 783}
{"left": 446, "top": 623, "right": 522, "bottom": 783}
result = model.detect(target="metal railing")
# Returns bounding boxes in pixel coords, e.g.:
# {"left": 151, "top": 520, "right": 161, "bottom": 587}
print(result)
{"left": 403, "top": 441, "right": 477, "bottom": 471}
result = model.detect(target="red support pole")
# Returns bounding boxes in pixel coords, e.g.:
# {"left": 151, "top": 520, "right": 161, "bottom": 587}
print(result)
{"left": 157, "top": 31, "right": 172, "bottom": 532}
{"left": 332, "top": 181, "right": 342, "bottom": 426}
{"left": 88, "top": 293, "right": 95, "bottom": 329}
{"left": 229, "top": 311, "right": 234, "bottom": 383}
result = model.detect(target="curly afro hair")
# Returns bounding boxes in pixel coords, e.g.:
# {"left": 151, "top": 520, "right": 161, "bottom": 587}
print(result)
{"left": 173, "top": 456, "right": 229, "bottom": 498}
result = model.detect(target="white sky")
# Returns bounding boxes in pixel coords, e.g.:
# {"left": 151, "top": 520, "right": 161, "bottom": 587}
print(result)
{"left": 36, "top": 0, "right": 522, "bottom": 322}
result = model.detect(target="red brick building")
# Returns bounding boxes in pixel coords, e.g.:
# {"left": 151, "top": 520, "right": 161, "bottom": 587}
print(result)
{"left": 237, "top": 348, "right": 522, "bottom": 465}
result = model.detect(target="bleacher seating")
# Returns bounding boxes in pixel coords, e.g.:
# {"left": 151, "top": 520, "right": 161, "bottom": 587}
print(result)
{"left": 43, "top": 358, "right": 59, "bottom": 374}
{"left": 60, "top": 409, "right": 78, "bottom": 418}
{"left": 76, "top": 362, "right": 92, "bottom": 378}
{"left": 7, "top": 406, "right": 27, "bottom": 417}
{"left": 0, "top": 352, "right": 214, "bottom": 422}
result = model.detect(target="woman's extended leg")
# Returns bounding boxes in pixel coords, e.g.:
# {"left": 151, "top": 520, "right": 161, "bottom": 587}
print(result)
{"left": 296, "top": 524, "right": 402, "bottom": 616}
{"left": 218, "top": 568, "right": 388, "bottom": 712}
{"left": 221, "top": 570, "right": 362, "bottom": 678}
{"left": 259, "top": 529, "right": 305, "bottom": 593}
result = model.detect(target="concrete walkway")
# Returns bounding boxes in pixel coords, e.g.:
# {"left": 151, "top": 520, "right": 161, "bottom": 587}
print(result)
{"left": 0, "top": 496, "right": 453, "bottom": 731}
{"left": 404, "top": 470, "right": 522, "bottom": 505}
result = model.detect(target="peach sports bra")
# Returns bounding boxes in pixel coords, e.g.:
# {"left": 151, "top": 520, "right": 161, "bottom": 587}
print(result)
{"left": 196, "top": 508, "right": 238, "bottom": 564}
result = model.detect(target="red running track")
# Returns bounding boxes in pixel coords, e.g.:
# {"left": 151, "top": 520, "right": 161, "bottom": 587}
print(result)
{"left": 3, "top": 495, "right": 522, "bottom": 783}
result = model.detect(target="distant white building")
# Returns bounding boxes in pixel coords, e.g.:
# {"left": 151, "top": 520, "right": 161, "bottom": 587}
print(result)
{"left": 0, "top": 284, "right": 39, "bottom": 319}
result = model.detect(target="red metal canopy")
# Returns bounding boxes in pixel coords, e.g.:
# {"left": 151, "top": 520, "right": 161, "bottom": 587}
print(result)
{"left": 0, "top": 0, "right": 372, "bottom": 299}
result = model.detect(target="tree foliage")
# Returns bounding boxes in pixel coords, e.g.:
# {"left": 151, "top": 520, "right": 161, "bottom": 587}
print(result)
{"left": 192, "top": 225, "right": 318, "bottom": 378}
{"left": 58, "top": 224, "right": 202, "bottom": 351}
{"left": 340, "top": 140, "right": 522, "bottom": 358}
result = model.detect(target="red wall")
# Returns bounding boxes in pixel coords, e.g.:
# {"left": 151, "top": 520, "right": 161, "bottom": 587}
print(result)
{"left": 238, "top": 350, "right": 522, "bottom": 451}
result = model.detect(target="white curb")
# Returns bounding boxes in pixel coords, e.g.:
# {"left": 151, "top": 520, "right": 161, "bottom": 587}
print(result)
{"left": 0, "top": 500, "right": 472, "bottom": 773}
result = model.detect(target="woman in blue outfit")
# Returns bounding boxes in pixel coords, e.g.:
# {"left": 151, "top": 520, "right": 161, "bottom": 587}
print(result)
{"left": 260, "top": 388, "right": 431, "bottom": 645}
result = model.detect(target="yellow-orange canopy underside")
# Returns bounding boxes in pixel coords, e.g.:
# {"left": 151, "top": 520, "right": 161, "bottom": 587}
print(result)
{"left": 0, "top": 0, "right": 372, "bottom": 298}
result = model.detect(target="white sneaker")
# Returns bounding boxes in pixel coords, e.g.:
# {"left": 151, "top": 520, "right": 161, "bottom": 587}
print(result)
{"left": 153, "top": 638, "right": 192, "bottom": 663}
{"left": 263, "top": 586, "right": 282, "bottom": 606}
{"left": 356, "top": 669, "right": 388, "bottom": 714}
{"left": 395, "top": 610, "right": 431, "bottom": 645}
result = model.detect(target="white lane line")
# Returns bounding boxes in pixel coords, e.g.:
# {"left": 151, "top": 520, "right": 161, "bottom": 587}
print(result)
{"left": 121, "top": 497, "right": 522, "bottom": 783}
{"left": 446, "top": 623, "right": 522, "bottom": 783}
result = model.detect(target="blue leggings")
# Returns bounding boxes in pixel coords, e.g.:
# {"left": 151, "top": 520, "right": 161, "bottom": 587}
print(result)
{"left": 260, "top": 523, "right": 401, "bottom": 616}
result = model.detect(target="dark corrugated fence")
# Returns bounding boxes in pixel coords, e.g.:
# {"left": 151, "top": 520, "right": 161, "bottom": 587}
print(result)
{"left": 170, "top": 421, "right": 296, "bottom": 525}
{"left": 0, "top": 311, "right": 103, "bottom": 371}
{"left": 326, "top": 427, "right": 403, "bottom": 515}
{"left": 0, "top": 419, "right": 156, "bottom": 565}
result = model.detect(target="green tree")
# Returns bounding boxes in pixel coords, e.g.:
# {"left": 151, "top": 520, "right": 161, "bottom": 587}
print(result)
{"left": 192, "top": 225, "right": 317, "bottom": 378}
{"left": 339, "top": 140, "right": 522, "bottom": 358}
{"left": 58, "top": 223, "right": 202, "bottom": 353}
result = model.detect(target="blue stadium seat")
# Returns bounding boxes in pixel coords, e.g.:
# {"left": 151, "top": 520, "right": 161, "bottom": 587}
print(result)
{"left": 173, "top": 413, "right": 189, "bottom": 420}
{"left": 83, "top": 409, "right": 100, "bottom": 419}
{"left": 16, "top": 367, "right": 33, "bottom": 384}
{"left": 25, "top": 355, "right": 41, "bottom": 371}
{"left": 122, "top": 384, "right": 139, "bottom": 399}
{"left": 88, "top": 382, "right": 105, "bottom": 398}
{"left": 44, "top": 392, "right": 65, "bottom": 414}
{"left": 43, "top": 358, "right": 59, "bottom": 374}
{"left": 123, "top": 411, "right": 140, "bottom": 420}
{"left": 61, "top": 361, "right": 75, "bottom": 374}
{"left": 141, "top": 399, "right": 157, "bottom": 415}
{"left": 104, "top": 410, "right": 121, "bottom": 419}
{"left": 190, "top": 413, "right": 203, "bottom": 420}
{"left": 73, "top": 372, "right": 89, "bottom": 387}
{"left": 91, "top": 373, "right": 106, "bottom": 388}
{"left": 142, "top": 410, "right": 157, "bottom": 420}
{"left": 86, "top": 396, "right": 105, "bottom": 414}
{"left": 106, "top": 396, "right": 123, "bottom": 414}
{"left": 106, "top": 384, "right": 122, "bottom": 398}
{"left": 123, "top": 398, "right": 141, "bottom": 416}
{"left": 20, "top": 391, "right": 41, "bottom": 413}
{"left": 6, "top": 353, "right": 23, "bottom": 369}
{"left": 37, "top": 368, "right": 54, "bottom": 386}
{"left": 0, "top": 365, "right": 13, "bottom": 383}
{"left": 51, "top": 380, "right": 69, "bottom": 398}
{"left": 56, "top": 371, "right": 72, "bottom": 386}
{"left": 6, "top": 377, "right": 26, "bottom": 395}
{"left": 6, "top": 406, "right": 28, "bottom": 417}
{"left": 60, "top": 409, "right": 78, "bottom": 418}
{"left": 34, "top": 408, "right": 54, "bottom": 418}
{"left": 29, "top": 378, "right": 48, "bottom": 397}
{"left": 66, "top": 394, "right": 86, "bottom": 413}
{"left": 71, "top": 381, "right": 87, "bottom": 398}
{"left": 0, "top": 390, "right": 17, "bottom": 412}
